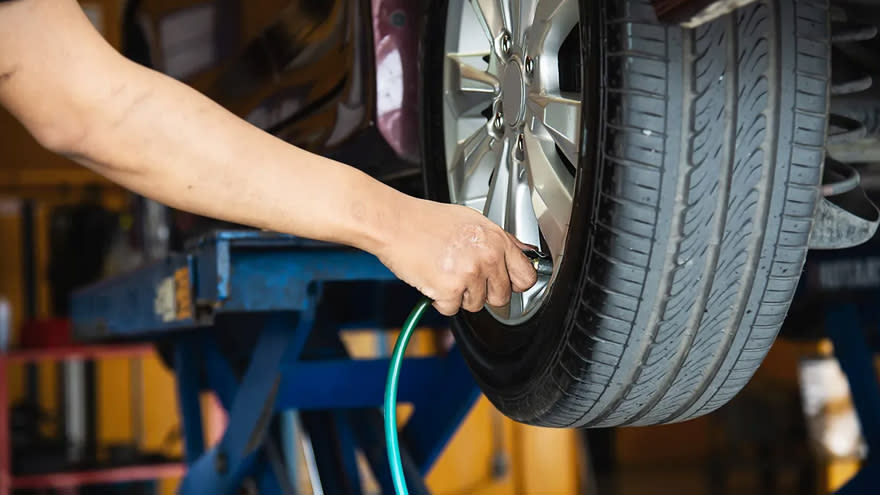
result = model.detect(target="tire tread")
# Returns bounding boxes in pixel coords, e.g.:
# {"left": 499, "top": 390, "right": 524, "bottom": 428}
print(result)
{"left": 538, "top": 0, "right": 827, "bottom": 427}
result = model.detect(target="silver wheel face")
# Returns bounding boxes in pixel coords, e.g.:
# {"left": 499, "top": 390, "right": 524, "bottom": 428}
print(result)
{"left": 442, "top": 0, "right": 582, "bottom": 324}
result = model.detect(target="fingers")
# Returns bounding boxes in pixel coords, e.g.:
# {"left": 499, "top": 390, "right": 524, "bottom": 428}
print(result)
{"left": 461, "top": 281, "right": 487, "bottom": 313}
{"left": 461, "top": 249, "right": 489, "bottom": 312}
{"left": 505, "top": 233, "right": 540, "bottom": 291}
{"left": 486, "top": 251, "right": 512, "bottom": 307}
{"left": 432, "top": 295, "right": 462, "bottom": 317}
{"left": 432, "top": 249, "right": 503, "bottom": 314}
{"left": 506, "top": 243, "right": 538, "bottom": 292}
{"left": 426, "top": 223, "right": 538, "bottom": 316}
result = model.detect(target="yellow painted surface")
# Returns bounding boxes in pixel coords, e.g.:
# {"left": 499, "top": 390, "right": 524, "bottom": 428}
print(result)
{"left": 516, "top": 423, "right": 580, "bottom": 494}
{"left": 142, "top": 355, "right": 182, "bottom": 453}
{"left": 827, "top": 459, "right": 860, "bottom": 494}
{"left": 146, "top": 356, "right": 185, "bottom": 495}
{"left": 98, "top": 357, "right": 133, "bottom": 447}
{"left": 0, "top": 202, "right": 25, "bottom": 404}
{"left": 99, "top": 355, "right": 183, "bottom": 492}
{"left": 427, "top": 398, "right": 581, "bottom": 495}
{"left": 428, "top": 399, "right": 518, "bottom": 495}
{"left": 160, "top": 477, "right": 180, "bottom": 495}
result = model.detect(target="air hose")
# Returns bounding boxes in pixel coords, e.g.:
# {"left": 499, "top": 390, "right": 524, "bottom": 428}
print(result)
{"left": 384, "top": 296, "right": 432, "bottom": 495}
{"left": 383, "top": 251, "right": 550, "bottom": 494}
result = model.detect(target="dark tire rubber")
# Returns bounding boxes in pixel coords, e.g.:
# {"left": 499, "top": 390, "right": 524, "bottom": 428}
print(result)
{"left": 422, "top": 0, "right": 830, "bottom": 427}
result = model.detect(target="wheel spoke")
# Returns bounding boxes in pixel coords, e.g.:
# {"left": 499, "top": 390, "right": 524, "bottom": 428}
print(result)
{"left": 527, "top": 0, "right": 578, "bottom": 55}
{"left": 470, "top": 0, "right": 510, "bottom": 42}
{"left": 522, "top": 128, "right": 574, "bottom": 260}
{"left": 449, "top": 126, "right": 500, "bottom": 210}
{"left": 527, "top": 92, "right": 581, "bottom": 165}
{"left": 448, "top": 53, "right": 500, "bottom": 90}
{"left": 509, "top": 0, "right": 539, "bottom": 46}
{"left": 445, "top": 54, "right": 498, "bottom": 118}
{"left": 483, "top": 139, "right": 511, "bottom": 227}
{"left": 508, "top": 291, "right": 524, "bottom": 318}
{"left": 506, "top": 152, "right": 542, "bottom": 247}
{"left": 520, "top": 279, "right": 545, "bottom": 314}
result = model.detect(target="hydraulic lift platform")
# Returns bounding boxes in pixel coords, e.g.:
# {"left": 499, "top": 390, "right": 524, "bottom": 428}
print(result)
{"left": 70, "top": 231, "right": 480, "bottom": 494}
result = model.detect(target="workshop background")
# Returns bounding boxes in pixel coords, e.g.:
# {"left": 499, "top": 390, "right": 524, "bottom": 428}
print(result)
{"left": 0, "top": 1, "right": 876, "bottom": 494}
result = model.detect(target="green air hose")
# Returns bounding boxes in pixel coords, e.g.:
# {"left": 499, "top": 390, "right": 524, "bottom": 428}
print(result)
{"left": 384, "top": 252, "right": 549, "bottom": 494}
{"left": 384, "top": 296, "right": 432, "bottom": 495}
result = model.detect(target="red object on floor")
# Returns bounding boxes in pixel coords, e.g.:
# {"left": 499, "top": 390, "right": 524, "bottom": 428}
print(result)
{"left": 19, "top": 318, "right": 72, "bottom": 348}
{"left": 0, "top": 343, "right": 184, "bottom": 495}
{"left": 11, "top": 464, "right": 185, "bottom": 490}
{"left": 3, "top": 344, "right": 155, "bottom": 363}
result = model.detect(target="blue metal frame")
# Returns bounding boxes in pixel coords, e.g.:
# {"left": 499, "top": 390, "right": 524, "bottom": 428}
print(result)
{"left": 174, "top": 334, "right": 206, "bottom": 464}
{"left": 70, "top": 231, "right": 480, "bottom": 494}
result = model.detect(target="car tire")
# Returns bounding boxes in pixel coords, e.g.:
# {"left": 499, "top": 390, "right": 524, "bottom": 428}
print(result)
{"left": 422, "top": 0, "right": 830, "bottom": 427}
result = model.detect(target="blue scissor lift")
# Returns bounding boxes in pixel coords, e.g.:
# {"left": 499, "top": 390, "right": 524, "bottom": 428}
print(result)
{"left": 71, "top": 231, "right": 480, "bottom": 494}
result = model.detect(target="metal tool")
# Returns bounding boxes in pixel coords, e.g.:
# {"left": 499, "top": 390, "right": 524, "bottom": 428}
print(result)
{"left": 523, "top": 249, "right": 554, "bottom": 277}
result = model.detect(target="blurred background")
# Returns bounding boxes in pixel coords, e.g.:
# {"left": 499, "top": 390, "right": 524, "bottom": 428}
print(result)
{"left": 0, "top": 1, "right": 877, "bottom": 494}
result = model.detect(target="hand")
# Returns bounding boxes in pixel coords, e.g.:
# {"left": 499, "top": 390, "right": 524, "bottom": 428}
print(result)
{"left": 378, "top": 197, "right": 538, "bottom": 316}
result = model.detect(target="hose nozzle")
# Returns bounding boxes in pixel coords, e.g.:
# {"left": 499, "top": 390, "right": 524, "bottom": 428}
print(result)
{"left": 522, "top": 249, "right": 553, "bottom": 276}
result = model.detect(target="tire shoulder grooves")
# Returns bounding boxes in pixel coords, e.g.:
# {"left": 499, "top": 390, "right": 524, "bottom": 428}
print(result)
{"left": 695, "top": 0, "right": 828, "bottom": 415}
{"left": 626, "top": 14, "right": 737, "bottom": 426}
{"left": 665, "top": 0, "right": 781, "bottom": 423}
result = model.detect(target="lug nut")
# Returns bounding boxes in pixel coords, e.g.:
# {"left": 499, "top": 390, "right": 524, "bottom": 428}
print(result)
{"left": 525, "top": 56, "right": 534, "bottom": 75}
{"left": 494, "top": 112, "right": 504, "bottom": 130}
{"left": 500, "top": 32, "right": 512, "bottom": 56}
{"left": 517, "top": 133, "right": 525, "bottom": 152}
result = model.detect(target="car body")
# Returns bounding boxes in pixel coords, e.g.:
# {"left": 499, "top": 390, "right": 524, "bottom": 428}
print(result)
{"left": 122, "top": 0, "right": 423, "bottom": 185}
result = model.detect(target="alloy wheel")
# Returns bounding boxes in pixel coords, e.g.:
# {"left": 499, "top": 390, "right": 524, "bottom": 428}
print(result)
{"left": 442, "top": 0, "right": 582, "bottom": 324}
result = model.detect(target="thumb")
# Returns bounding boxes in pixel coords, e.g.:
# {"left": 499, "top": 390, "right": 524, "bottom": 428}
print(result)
{"left": 508, "top": 234, "right": 538, "bottom": 252}
{"left": 505, "top": 245, "right": 538, "bottom": 292}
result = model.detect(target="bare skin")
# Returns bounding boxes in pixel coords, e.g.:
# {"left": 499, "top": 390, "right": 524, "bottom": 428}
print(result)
{"left": 0, "top": 0, "right": 537, "bottom": 316}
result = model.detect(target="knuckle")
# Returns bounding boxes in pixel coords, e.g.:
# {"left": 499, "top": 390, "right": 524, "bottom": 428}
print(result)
{"left": 441, "top": 277, "right": 463, "bottom": 293}
{"left": 462, "top": 261, "right": 480, "bottom": 277}
{"left": 433, "top": 302, "right": 458, "bottom": 316}
{"left": 482, "top": 248, "right": 501, "bottom": 266}
{"left": 436, "top": 288, "right": 461, "bottom": 307}
{"left": 462, "top": 302, "right": 481, "bottom": 313}
{"left": 487, "top": 293, "right": 509, "bottom": 307}
{"left": 462, "top": 287, "right": 486, "bottom": 312}
{"left": 513, "top": 278, "right": 534, "bottom": 292}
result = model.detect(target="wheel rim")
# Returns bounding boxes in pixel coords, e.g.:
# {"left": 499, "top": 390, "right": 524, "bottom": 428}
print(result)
{"left": 442, "top": 0, "right": 582, "bottom": 324}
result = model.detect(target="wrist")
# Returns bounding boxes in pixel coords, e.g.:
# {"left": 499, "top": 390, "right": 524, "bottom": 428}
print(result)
{"left": 344, "top": 173, "right": 414, "bottom": 257}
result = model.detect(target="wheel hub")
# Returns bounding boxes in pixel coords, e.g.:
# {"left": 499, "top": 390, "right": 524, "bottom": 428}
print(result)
{"left": 502, "top": 62, "right": 526, "bottom": 127}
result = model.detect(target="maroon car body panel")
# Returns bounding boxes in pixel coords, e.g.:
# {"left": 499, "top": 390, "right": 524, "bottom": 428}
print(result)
{"left": 124, "top": 0, "right": 422, "bottom": 173}
{"left": 371, "top": 0, "right": 421, "bottom": 163}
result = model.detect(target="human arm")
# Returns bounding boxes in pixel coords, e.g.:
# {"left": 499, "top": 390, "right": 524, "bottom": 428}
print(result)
{"left": 0, "top": 0, "right": 537, "bottom": 315}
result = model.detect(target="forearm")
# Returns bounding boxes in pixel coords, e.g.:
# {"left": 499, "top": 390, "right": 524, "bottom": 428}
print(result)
{"left": 0, "top": 0, "right": 408, "bottom": 255}
{"left": 0, "top": 0, "right": 536, "bottom": 315}
{"left": 72, "top": 57, "right": 404, "bottom": 254}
